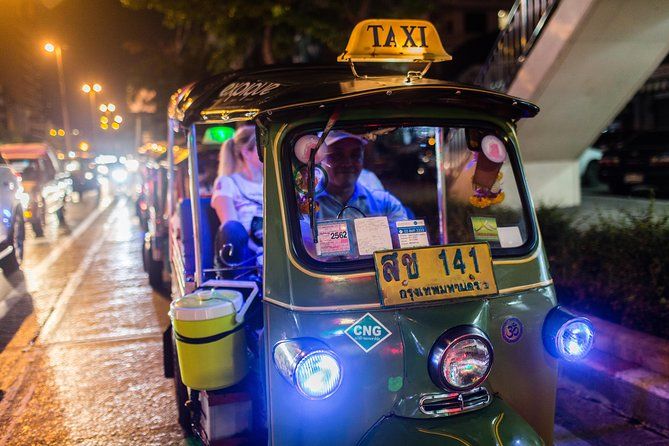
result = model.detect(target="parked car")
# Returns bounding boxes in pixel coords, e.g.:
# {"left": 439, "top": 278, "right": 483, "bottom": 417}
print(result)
{"left": 0, "top": 158, "right": 24, "bottom": 276}
{"left": 578, "top": 146, "right": 602, "bottom": 186}
{"left": 0, "top": 143, "right": 72, "bottom": 237}
{"left": 598, "top": 131, "right": 669, "bottom": 194}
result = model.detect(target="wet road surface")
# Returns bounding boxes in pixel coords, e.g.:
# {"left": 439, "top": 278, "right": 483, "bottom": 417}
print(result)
{"left": 0, "top": 193, "right": 667, "bottom": 445}
{"left": 0, "top": 195, "right": 185, "bottom": 445}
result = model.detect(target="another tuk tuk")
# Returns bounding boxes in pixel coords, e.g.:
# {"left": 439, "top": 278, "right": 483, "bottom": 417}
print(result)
{"left": 163, "top": 19, "right": 594, "bottom": 445}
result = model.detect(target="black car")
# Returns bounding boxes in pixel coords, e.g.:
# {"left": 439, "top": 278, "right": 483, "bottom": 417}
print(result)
{"left": 598, "top": 131, "right": 669, "bottom": 194}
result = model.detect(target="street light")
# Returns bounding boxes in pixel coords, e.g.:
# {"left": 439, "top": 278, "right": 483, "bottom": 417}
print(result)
{"left": 43, "top": 41, "right": 72, "bottom": 152}
{"left": 82, "top": 82, "right": 103, "bottom": 143}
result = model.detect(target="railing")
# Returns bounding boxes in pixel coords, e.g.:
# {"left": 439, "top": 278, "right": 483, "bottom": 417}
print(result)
{"left": 475, "top": 0, "right": 560, "bottom": 92}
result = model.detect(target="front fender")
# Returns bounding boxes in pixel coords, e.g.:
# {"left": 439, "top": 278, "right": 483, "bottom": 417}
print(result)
{"left": 358, "top": 397, "right": 543, "bottom": 446}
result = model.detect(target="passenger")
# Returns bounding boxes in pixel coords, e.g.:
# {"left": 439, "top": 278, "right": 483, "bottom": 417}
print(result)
{"left": 211, "top": 126, "right": 263, "bottom": 266}
{"left": 316, "top": 131, "right": 406, "bottom": 221}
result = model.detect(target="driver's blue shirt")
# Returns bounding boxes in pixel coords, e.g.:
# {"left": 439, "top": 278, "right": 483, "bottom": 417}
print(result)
{"left": 315, "top": 183, "right": 407, "bottom": 222}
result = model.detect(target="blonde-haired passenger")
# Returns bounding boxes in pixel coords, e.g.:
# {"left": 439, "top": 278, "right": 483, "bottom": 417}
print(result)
{"left": 211, "top": 125, "right": 263, "bottom": 266}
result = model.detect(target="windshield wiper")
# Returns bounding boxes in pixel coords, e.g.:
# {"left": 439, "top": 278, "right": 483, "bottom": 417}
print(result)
{"left": 307, "top": 108, "right": 340, "bottom": 244}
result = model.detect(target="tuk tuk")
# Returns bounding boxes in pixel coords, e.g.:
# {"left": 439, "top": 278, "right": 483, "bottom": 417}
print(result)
{"left": 163, "top": 19, "right": 595, "bottom": 445}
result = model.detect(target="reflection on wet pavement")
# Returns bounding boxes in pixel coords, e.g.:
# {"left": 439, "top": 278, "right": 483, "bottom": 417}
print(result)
{"left": 0, "top": 198, "right": 185, "bottom": 445}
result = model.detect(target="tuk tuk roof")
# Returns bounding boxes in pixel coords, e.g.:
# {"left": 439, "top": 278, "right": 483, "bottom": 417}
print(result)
{"left": 0, "top": 142, "right": 52, "bottom": 160}
{"left": 168, "top": 65, "right": 539, "bottom": 128}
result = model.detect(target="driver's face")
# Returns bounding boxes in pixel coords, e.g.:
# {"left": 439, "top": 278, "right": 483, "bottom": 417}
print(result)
{"left": 322, "top": 139, "right": 364, "bottom": 190}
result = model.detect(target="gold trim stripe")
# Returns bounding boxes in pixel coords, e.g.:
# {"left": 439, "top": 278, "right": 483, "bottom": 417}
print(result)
{"left": 262, "top": 279, "right": 553, "bottom": 312}
{"left": 416, "top": 428, "right": 473, "bottom": 446}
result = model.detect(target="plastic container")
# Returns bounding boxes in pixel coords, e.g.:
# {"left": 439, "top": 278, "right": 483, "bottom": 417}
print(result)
{"left": 170, "top": 289, "right": 249, "bottom": 390}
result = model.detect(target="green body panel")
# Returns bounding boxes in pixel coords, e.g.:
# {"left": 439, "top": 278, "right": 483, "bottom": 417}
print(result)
{"left": 359, "top": 398, "right": 543, "bottom": 445}
{"left": 261, "top": 107, "right": 558, "bottom": 445}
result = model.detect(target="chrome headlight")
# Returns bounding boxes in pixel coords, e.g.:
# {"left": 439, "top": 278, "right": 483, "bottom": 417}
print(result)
{"left": 543, "top": 306, "right": 594, "bottom": 361}
{"left": 273, "top": 338, "right": 342, "bottom": 400}
{"left": 428, "top": 325, "right": 493, "bottom": 392}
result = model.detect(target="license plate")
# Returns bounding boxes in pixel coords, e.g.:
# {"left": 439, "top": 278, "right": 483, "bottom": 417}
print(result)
{"left": 624, "top": 173, "right": 643, "bottom": 184}
{"left": 373, "top": 243, "right": 498, "bottom": 307}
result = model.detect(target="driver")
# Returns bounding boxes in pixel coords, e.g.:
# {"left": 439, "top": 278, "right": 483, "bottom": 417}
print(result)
{"left": 315, "top": 131, "right": 406, "bottom": 222}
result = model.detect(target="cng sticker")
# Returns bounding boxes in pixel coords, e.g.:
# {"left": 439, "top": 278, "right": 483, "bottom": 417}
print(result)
{"left": 345, "top": 313, "right": 392, "bottom": 353}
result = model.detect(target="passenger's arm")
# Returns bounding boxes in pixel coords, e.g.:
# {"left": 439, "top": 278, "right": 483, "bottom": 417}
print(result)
{"left": 211, "top": 195, "right": 238, "bottom": 224}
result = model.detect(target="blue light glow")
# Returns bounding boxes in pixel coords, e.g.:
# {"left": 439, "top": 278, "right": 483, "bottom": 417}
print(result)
{"left": 295, "top": 351, "right": 341, "bottom": 399}
{"left": 557, "top": 320, "right": 594, "bottom": 361}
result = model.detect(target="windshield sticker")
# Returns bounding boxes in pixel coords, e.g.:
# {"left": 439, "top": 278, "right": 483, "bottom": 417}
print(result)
{"left": 498, "top": 226, "right": 523, "bottom": 248}
{"left": 316, "top": 220, "right": 351, "bottom": 257}
{"left": 471, "top": 216, "right": 499, "bottom": 242}
{"left": 354, "top": 217, "right": 392, "bottom": 256}
{"left": 481, "top": 135, "right": 507, "bottom": 163}
{"left": 344, "top": 313, "right": 392, "bottom": 353}
{"left": 396, "top": 219, "right": 429, "bottom": 248}
{"left": 502, "top": 317, "right": 523, "bottom": 344}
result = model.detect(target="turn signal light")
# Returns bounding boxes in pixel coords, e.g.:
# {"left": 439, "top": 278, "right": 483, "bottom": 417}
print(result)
{"left": 542, "top": 306, "right": 594, "bottom": 361}
{"left": 273, "top": 338, "right": 342, "bottom": 400}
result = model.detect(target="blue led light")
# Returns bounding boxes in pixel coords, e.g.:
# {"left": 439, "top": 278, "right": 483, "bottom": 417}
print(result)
{"left": 295, "top": 351, "right": 342, "bottom": 399}
{"left": 557, "top": 320, "right": 594, "bottom": 361}
{"left": 543, "top": 307, "right": 595, "bottom": 361}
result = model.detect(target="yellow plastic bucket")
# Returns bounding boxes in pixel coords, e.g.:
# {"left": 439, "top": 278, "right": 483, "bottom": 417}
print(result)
{"left": 170, "top": 289, "right": 249, "bottom": 390}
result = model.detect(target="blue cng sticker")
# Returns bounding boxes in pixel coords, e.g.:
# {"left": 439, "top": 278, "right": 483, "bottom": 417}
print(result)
{"left": 501, "top": 317, "right": 523, "bottom": 344}
{"left": 345, "top": 313, "right": 392, "bottom": 353}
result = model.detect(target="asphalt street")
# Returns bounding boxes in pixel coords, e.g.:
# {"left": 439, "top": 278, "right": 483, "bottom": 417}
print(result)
{"left": 0, "top": 191, "right": 667, "bottom": 445}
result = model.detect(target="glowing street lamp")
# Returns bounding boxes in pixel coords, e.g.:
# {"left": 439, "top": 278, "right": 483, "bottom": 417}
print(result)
{"left": 93, "top": 83, "right": 102, "bottom": 93}
{"left": 99, "top": 104, "right": 107, "bottom": 113}
{"left": 82, "top": 84, "right": 92, "bottom": 93}
{"left": 43, "top": 41, "right": 72, "bottom": 151}
{"left": 107, "top": 103, "right": 116, "bottom": 112}
{"left": 113, "top": 115, "right": 123, "bottom": 124}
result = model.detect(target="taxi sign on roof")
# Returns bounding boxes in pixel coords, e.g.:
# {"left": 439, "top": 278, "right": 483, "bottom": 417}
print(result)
{"left": 338, "top": 19, "right": 452, "bottom": 63}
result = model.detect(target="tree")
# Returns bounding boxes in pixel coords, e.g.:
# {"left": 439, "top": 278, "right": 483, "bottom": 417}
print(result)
{"left": 120, "top": 0, "right": 432, "bottom": 73}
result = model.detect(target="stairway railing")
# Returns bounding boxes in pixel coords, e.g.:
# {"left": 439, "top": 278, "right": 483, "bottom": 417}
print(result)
{"left": 475, "top": 0, "right": 560, "bottom": 91}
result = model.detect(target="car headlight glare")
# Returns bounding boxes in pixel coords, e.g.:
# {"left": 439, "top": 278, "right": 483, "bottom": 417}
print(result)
{"left": 273, "top": 338, "right": 342, "bottom": 400}
{"left": 543, "top": 307, "right": 594, "bottom": 361}
{"left": 429, "top": 325, "right": 493, "bottom": 392}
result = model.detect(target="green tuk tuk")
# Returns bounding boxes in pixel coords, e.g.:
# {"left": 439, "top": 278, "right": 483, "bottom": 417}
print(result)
{"left": 163, "top": 19, "right": 594, "bottom": 445}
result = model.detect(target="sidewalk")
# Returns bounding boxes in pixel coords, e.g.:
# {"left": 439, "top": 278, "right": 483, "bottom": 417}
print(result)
{"left": 559, "top": 313, "right": 669, "bottom": 434}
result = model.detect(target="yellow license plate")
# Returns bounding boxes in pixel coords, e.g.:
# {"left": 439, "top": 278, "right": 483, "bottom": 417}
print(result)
{"left": 373, "top": 243, "right": 498, "bottom": 307}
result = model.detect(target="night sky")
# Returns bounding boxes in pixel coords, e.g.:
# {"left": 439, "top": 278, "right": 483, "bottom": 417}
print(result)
{"left": 36, "top": 0, "right": 171, "bottom": 150}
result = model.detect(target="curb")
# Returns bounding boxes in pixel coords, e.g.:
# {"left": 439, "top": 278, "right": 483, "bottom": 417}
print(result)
{"left": 561, "top": 311, "right": 669, "bottom": 432}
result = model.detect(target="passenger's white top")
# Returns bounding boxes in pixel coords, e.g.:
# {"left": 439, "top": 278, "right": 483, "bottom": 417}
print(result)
{"left": 170, "top": 289, "right": 243, "bottom": 321}
{"left": 211, "top": 172, "right": 263, "bottom": 232}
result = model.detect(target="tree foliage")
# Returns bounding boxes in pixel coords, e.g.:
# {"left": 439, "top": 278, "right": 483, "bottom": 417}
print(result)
{"left": 120, "top": 0, "right": 432, "bottom": 74}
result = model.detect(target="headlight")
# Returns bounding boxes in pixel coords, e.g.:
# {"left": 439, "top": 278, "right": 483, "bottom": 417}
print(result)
{"left": 428, "top": 325, "right": 493, "bottom": 392}
{"left": 111, "top": 169, "right": 128, "bottom": 183}
{"left": 543, "top": 306, "right": 594, "bottom": 361}
{"left": 273, "top": 338, "right": 342, "bottom": 400}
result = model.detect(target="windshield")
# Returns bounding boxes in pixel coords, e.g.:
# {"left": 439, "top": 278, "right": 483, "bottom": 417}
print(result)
{"left": 286, "top": 124, "right": 534, "bottom": 269}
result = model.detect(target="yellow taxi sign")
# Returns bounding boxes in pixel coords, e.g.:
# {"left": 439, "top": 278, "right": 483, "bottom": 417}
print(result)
{"left": 338, "top": 19, "right": 452, "bottom": 63}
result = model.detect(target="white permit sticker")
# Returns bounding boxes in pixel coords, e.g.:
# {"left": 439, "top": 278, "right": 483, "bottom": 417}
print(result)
{"left": 498, "top": 226, "right": 523, "bottom": 248}
{"left": 316, "top": 220, "right": 351, "bottom": 256}
{"left": 396, "top": 219, "right": 429, "bottom": 248}
{"left": 354, "top": 217, "right": 392, "bottom": 256}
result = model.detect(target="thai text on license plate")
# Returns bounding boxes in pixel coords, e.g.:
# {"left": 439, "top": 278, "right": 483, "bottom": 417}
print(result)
{"left": 373, "top": 243, "right": 498, "bottom": 307}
